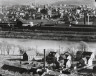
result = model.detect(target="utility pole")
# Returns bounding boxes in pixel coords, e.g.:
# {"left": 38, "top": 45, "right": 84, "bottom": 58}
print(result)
{"left": 84, "top": 10, "right": 87, "bottom": 25}
{"left": 59, "top": 45, "right": 60, "bottom": 54}
{"left": 36, "top": 45, "right": 38, "bottom": 56}
{"left": 44, "top": 49, "right": 46, "bottom": 71}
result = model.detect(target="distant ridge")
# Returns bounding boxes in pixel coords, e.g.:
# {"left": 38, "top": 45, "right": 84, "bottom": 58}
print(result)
{"left": 1, "top": 0, "right": 19, "bottom": 6}
{"left": 51, "top": 0, "right": 95, "bottom": 7}
{"left": 0, "top": 0, "right": 95, "bottom": 8}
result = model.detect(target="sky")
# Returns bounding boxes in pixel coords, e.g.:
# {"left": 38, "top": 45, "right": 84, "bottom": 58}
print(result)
{"left": 0, "top": 0, "right": 96, "bottom": 7}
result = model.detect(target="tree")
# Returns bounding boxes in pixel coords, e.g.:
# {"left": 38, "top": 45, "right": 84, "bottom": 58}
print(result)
{"left": 40, "top": 8, "right": 48, "bottom": 15}
{"left": 78, "top": 41, "right": 88, "bottom": 51}
{"left": 6, "top": 44, "right": 11, "bottom": 55}
{"left": 15, "top": 19, "right": 23, "bottom": 28}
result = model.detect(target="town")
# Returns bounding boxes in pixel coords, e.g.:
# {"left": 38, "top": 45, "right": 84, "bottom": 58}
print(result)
{"left": 0, "top": 3, "right": 96, "bottom": 24}
{"left": 0, "top": 1, "right": 96, "bottom": 76}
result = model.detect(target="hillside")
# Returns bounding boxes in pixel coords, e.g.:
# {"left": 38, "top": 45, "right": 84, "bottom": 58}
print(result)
{"left": 0, "top": 0, "right": 95, "bottom": 7}
{"left": 51, "top": 0, "right": 95, "bottom": 7}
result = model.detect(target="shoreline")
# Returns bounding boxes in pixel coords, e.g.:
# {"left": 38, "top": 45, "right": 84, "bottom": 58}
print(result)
{"left": 0, "top": 30, "right": 96, "bottom": 42}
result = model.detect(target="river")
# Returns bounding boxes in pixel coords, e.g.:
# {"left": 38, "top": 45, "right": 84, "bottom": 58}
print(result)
{"left": 0, "top": 38, "right": 96, "bottom": 54}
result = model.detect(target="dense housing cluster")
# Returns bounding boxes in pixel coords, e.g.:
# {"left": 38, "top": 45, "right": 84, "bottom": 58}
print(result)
{"left": 0, "top": 4, "right": 96, "bottom": 24}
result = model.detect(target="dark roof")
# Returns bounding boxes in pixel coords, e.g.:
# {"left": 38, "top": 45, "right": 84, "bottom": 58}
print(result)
{"left": 49, "top": 51, "right": 57, "bottom": 53}
{"left": 75, "top": 51, "right": 84, "bottom": 60}
{"left": 82, "top": 52, "right": 92, "bottom": 57}
{"left": 76, "top": 51, "right": 84, "bottom": 56}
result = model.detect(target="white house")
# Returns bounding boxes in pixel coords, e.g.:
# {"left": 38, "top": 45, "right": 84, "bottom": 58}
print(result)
{"left": 26, "top": 50, "right": 37, "bottom": 61}
{"left": 82, "top": 51, "right": 95, "bottom": 69}
{"left": 29, "top": 22, "right": 34, "bottom": 26}
{"left": 66, "top": 59, "right": 71, "bottom": 68}
{"left": 87, "top": 52, "right": 95, "bottom": 69}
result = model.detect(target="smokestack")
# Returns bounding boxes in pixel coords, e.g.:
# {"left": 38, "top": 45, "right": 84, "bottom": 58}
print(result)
{"left": 44, "top": 49, "right": 46, "bottom": 71}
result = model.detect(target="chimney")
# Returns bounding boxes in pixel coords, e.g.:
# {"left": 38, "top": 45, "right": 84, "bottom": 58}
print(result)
{"left": 44, "top": 49, "right": 46, "bottom": 71}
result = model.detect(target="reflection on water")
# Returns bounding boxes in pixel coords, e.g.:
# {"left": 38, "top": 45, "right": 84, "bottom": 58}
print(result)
{"left": 0, "top": 38, "right": 96, "bottom": 53}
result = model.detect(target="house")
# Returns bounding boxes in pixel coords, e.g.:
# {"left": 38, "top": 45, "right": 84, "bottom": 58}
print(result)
{"left": 78, "top": 51, "right": 95, "bottom": 69}
{"left": 26, "top": 50, "right": 37, "bottom": 61}
{"left": 75, "top": 51, "right": 84, "bottom": 61}
{"left": 59, "top": 52, "right": 72, "bottom": 69}
{"left": 23, "top": 52, "right": 28, "bottom": 61}
{"left": 66, "top": 55, "right": 72, "bottom": 68}
{"left": 85, "top": 52, "right": 94, "bottom": 69}
{"left": 46, "top": 51, "right": 57, "bottom": 64}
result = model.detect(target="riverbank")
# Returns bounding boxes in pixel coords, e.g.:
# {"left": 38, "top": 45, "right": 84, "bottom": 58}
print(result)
{"left": 0, "top": 30, "right": 96, "bottom": 42}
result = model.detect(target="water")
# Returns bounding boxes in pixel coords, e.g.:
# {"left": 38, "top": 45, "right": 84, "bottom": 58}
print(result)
{"left": 0, "top": 38, "right": 96, "bottom": 54}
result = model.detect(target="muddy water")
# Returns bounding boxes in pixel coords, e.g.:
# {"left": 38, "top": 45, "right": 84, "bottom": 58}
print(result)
{"left": 0, "top": 38, "right": 96, "bottom": 54}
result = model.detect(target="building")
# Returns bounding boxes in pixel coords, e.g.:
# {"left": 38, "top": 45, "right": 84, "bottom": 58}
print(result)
{"left": 23, "top": 52, "right": 28, "bottom": 61}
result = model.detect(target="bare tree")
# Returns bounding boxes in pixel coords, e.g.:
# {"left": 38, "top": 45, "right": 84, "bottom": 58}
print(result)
{"left": 6, "top": 44, "right": 11, "bottom": 55}
{"left": 78, "top": 41, "right": 88, "bottom": 52}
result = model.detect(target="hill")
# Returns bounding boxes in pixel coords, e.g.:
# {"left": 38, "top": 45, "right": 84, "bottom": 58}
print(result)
{"left": 51, "top": 0, "right": 95, "bottom": 8}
